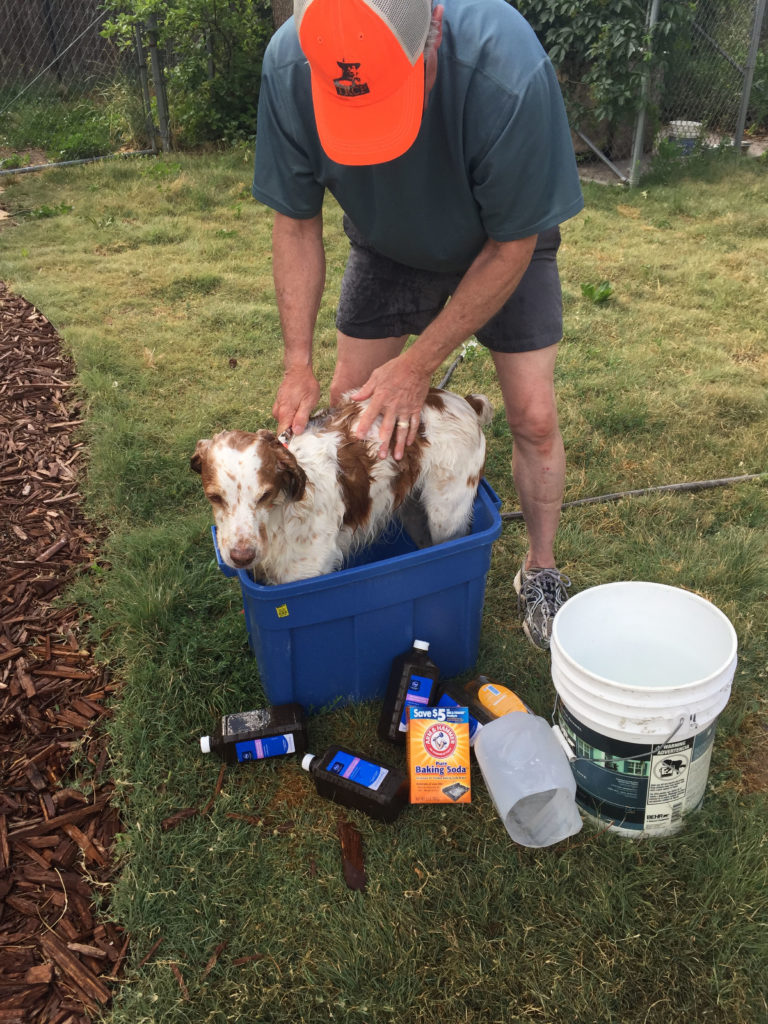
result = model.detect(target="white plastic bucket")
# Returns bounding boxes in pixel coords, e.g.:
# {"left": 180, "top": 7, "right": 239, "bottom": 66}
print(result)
{"left": 668, "top": 119, "right": 702, "bottom": 154}
{"left": 550, "top": 582, "right": 737, "bottom": 838}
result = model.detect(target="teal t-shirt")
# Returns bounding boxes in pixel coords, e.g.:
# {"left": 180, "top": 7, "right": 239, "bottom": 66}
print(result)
{"left": 252, "top": 0, "right": 584, "bottom": 273}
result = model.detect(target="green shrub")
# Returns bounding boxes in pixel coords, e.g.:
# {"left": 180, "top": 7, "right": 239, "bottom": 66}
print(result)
{"left": 514, "top": 1, "right": 707, "bottom": 148}
{"left": 103, "top": 0, "right": 273, "bottom": 147}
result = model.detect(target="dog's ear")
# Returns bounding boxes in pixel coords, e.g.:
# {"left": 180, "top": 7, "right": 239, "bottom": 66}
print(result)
{"left": 190, "top": 439, "right": 211, "bottom": 475}
{"left": 263, "top": 433, "right": 307, "bottom": 501}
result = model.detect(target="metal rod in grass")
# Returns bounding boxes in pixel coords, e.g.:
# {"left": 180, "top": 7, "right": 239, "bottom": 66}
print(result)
{"left": 438, "top": 340, "right": 479, "bottom": 390}
{"left": 436, "top": 344, "right": 766, "bottom": 516}
{"left": 501, "top": 474, "right": 767, "bottom": 521}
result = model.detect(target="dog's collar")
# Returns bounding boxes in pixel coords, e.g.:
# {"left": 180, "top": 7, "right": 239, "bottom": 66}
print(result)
{"left": 277, "top": 427, "right": 293, "bottom": 449}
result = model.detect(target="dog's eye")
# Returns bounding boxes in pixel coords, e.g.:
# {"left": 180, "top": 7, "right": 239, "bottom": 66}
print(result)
{"left": 256, "top": 493, "right": 273, "bottom": 506}
{"left": 207, "top": 493, "right": 224, "bottom": 505}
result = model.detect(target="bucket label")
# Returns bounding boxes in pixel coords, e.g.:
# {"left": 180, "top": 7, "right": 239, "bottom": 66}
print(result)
{"left": 558, "top": 704, "right": 718, "bottom": 835}
{"left": 645, "top": 724, "right": 716, "bottom": 830}
{"left": 235, "top": 733, "right": 296, "bottom": 761}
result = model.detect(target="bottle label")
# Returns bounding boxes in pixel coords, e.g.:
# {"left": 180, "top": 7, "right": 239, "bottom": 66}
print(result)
{"left": 476, "top": 682, "right": 529, "bottom": 716}
{"left": 436, "top": 693, "right": 480, "bottom": 742}
{"left": 328, "top": 750, "right": 389, "bottom": 791}
{"left": 397, "top": 672, "right": 435, "bottom": 732}
{"left": 235, "top": 732, "right": 296, "bottom": 762}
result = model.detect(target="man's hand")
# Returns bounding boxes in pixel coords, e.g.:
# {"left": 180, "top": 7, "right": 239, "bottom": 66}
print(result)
{"left": 272, "top": 365, "right": 322, "bottom": 436}
{"left": 351, "top": 352, "right": 431, "bottom": 461}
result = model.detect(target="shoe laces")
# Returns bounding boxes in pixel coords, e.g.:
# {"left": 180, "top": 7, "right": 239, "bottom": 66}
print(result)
{"left": 522, "top": 568, "right": 572, "bottom": 616}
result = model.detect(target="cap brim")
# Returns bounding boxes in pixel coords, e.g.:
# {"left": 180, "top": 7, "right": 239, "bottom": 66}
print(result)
{"left": 311, "top": 53, "right": 425, "bottom": 166}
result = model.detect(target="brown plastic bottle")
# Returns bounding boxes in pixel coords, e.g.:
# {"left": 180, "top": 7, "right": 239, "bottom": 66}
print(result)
{"left": 377, "top": 639, "right": 440, "bottom": 744}
{"left": 200, "top": 703, "right": 307, "bottom": 764}
{"left": 301, "top": 746, "right": 408, "bottom": 823}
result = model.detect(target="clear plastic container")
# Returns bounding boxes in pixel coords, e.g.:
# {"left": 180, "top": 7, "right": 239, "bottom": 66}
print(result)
{"left": 473, "top": 712, "right": 583, "bottom": 847}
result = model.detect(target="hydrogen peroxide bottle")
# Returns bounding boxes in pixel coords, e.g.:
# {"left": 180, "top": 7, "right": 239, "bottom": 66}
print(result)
{"left": 378, "top": 639, "right": 440, "bottom": 744}
{"left": 435, "top": 679, "right": 496, "bottom": 747}
{"left": 301, "top": 746, "right": 408, "bottom": 823}
{"left": 464, "top": 675, "right": 531, "bottom": 718}
{"left": 200, "top": 703, "right": 307, "bottom": 765}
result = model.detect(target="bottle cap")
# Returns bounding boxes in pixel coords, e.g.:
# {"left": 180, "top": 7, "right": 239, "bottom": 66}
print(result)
{"left": 200, "top": 736, "right": 211, "bottom": 754}
{"left": 413, "top": 639, "right": 430, "bottom": 651}
{"left": 301, "top": 753, "right": 315, "bottom": 772}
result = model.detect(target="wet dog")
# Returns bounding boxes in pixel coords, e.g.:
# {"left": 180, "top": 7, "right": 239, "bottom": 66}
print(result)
{"left": 191, "top": 388, "right": 492, "bottom": 584}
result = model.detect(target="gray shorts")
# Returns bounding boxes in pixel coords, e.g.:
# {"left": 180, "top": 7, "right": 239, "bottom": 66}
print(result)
{"left": 335, "top": 218, "right": 563, "bottom": 353}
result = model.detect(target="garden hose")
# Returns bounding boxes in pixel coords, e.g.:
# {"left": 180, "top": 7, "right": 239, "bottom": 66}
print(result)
{"left": 500, "top": 474, "right": 766, "bottom": 522}
{"left": 436, "top": 349, "right": 766, "bottom": 522}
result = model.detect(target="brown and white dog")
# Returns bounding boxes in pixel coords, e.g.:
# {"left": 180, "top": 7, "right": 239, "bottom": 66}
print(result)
{"left": 191, "top": 388, "right": 492, "bottom": 584}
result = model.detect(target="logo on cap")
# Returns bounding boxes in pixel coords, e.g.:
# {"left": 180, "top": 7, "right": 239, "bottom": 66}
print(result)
{"left": 333, "top": 61, "right": 369, "bottom": 98}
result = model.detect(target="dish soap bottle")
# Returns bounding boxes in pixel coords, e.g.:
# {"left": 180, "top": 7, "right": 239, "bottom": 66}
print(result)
{"left": 435, "top": 679, "right": 495, "bottom": 747}
{"left": 200, "top": 703, "right": 307, "bottom": 764}
{"left": 301, "top": 746, "right": 408, "bottom": 823}
{"left": 378, "top": 639, "right": 440, "bottom": 744}
{"left": 464, "top": 675, "right": 531, "bottom": 717}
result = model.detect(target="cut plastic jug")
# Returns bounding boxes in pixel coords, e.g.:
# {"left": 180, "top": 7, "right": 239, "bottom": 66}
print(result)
{"left": 474, "top": 712, "right": 583, "bottom": 848}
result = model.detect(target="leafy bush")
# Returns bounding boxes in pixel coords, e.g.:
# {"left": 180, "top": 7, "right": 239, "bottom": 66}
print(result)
{"left": 103, "top": 0, "right": 274, "bottom": 147}
{"left": 514, "top": 0, "right": 695, "bottom": 147}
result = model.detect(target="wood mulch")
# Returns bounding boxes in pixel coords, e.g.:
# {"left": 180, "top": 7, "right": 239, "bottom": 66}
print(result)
{"left": 1, "top": 281, "right": 128, "bottom": 1023}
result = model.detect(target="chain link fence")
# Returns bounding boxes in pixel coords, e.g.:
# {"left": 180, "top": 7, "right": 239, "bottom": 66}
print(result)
{"left": 1, "top": 0, "right": 766, "bottom": 182}
{"left": 567, "top": 0, "right": 768, "bottom": 184}
{"left": 0, "top": 0, "right": 156, "bottom": 174}
{"left": 653, "top": 0, "right": 767, "bottom": 149}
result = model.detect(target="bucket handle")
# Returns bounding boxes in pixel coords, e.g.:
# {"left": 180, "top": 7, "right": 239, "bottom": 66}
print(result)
{"left": 550, "top": 694, "right": 685, "bottom": 764}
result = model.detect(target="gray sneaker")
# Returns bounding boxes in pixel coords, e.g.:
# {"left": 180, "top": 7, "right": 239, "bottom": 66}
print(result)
{"left": 513, "top": 563, "right": 572, "bottom": 650}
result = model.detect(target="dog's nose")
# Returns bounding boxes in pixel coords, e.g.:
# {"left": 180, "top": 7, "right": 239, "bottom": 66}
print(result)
{"left": 229, "top": 546, "right": 257, "bottom": 568}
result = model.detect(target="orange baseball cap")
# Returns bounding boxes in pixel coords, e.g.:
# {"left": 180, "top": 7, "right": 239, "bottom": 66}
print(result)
{"left": 294, "top": 0, "right": 432, "bottom": 166}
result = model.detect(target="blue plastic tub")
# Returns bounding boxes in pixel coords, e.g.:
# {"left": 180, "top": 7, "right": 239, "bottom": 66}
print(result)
{"left": 213, "top": 479, "right": 503, "bottom": 709}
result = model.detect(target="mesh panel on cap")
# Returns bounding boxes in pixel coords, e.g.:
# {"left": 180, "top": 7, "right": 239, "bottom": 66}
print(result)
{"left": 294, "top": 0, "right": 311, "bottom": 28}
{"left": 294, "top": 0, "right": 430, "bottom": 62}
{"left": 364, "top": 0, "right": 430, "bottom": 61}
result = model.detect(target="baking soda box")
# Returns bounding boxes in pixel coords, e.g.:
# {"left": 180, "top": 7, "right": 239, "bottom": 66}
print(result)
{"left": 407, "top": 705, "right": 471, "bottom": 804}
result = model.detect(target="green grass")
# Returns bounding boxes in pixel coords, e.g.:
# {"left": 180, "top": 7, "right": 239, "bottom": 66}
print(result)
{"left": 0, "top": 82, "right": 148, "bottom": 164}
{"left": 1, "top": 148, "right": 767, "bottom": 1024}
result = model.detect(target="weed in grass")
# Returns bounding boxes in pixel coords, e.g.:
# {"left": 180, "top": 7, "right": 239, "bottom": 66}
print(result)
{"left": 0, "top": 153, "right": 29, "bottom": 170}
{"left": 581, "top": 279, "right": 614, "bottom": 303}
{"left": 156, "top": 274, "right": 224, "bottom": 301}
{"left": 139, "top": 159, "right": 183, "bottom": 180}
{"left": 17, "top": 201, "right": 73, "bottom": 219}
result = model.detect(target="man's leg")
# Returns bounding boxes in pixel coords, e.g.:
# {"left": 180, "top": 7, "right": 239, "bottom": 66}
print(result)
{"left": 491, "top": 344, "right": 570, "bottom": 649}
{"left": 329, "top": 332, "right": 408, "bottom": 406}
{"left": 491, "top": 344, "right": 563, "bottom": 568}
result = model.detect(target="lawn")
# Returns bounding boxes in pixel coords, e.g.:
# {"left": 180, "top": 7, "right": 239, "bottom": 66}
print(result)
{"left": 0, "top": 147, "right": 766, "bottom": 1024}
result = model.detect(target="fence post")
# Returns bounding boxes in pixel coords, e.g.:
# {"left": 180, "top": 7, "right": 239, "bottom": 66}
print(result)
{"left": 629, "top": 0, "right": 662, "bottom": 188}
{"left": 134, "top": 24, "right": 158, "bottom": 154}
{"left": 734, "top": 0, "right": 768, "bottom": 149}
{"left": 145, "top": 12, "right": 171, "bottom": 153}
